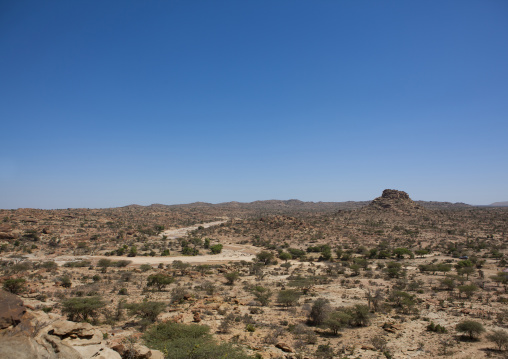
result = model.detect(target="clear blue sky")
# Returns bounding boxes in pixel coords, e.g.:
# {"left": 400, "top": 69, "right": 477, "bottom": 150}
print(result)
{"left": 1, "top": 0, "right": 507, "bottom": 209}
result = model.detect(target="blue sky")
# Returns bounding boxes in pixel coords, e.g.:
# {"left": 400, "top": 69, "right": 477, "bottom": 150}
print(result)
{"left": 1, "top": 0, "right": 507, "bottom": 208}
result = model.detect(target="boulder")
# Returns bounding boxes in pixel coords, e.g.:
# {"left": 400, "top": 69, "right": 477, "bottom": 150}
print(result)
{"left": 193, "top": 311, "right": 201, "bottom": 323}
{"left": 275, "top": 342, "right": 293, "bottom": 353}
{"left": 118, "top": 344, "right": 164, "bottom": 359}
{"left": 0, "top": 289, "right": 26, "bottom": 329}
{"left": 50, "top": 320, "right": 95, "bottom": 338}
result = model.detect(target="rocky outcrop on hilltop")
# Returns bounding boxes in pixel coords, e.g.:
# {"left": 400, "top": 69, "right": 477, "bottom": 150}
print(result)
{"left": 364, "top": 189, "right": 426, "bottom": 215}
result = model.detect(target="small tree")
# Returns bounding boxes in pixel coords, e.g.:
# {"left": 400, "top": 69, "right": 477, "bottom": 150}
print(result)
{"left": 487, "top": 329, "right": 508, "bottom": 351}
{"left": 252, "top": 286, "right": 272, "bottom": 306}
{"left": 279, "top": 252, "right": 292, "bottom": 262}
{"left": 62, "top": 296, "right": 105, "bottom": 322}
{"left": 490, "top": 272, "right": 508, "bottom": 292}
{"left": 324, "top": 311, "right": 351, "bottom": 335}
{"left": 456, "top": 320, "right": 485, "bottom": 340}
{"left": 458, "top": 284, "right": 478, "bottom": 299}
{"left": 125, "top": 301, "right": 166, "bottom": 329}
{"left": 147, "top": 273, "right": 174, "bottom": 291}
{"left": 385, "top": 262, "right": 404, "bottom": 278}
{"left": 256, "top": 251, "right": 274, "bottom": 265}
{"left": 97, "top": 258, "right": 112, "bottom": 273}
{"left": 309, "top": 298, "right": 331, "bottom": 326}
{"left": 224, "top": 271, "right": 240, "bottom": 285}
{"left": 393, "top": 247, "right": 414, "bottom": 259}
{"left": 350, "top": 304, "right": 370, "bottom": 326}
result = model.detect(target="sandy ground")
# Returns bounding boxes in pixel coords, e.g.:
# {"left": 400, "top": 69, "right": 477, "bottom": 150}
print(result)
{"left": 159, "top": 220, "right": 228, "bottom": 239}
{"left": 48, "top": 220, "right": 257, "bottom": 265}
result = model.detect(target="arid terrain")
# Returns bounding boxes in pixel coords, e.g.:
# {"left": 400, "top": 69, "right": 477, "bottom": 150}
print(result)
{"left": 1, "top": 189, "right": 508, "bottom": 359}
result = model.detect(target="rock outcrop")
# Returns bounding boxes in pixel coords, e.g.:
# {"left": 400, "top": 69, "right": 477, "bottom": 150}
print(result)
{"left": 0, "top": 296, "right": 164, "bottom": 359}
{"left": 0, "top": 289, "right": 27, "bottom": 329}
{"left": 363, "top": 189, "right": 426, "bottom": 215}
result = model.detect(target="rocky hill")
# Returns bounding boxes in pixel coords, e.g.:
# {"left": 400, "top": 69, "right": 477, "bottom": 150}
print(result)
{"left": 360, "top": 189, "right": 427, "bottom": 215}
{"left": 490, "top": 201, "right": 508, "bottom": 207}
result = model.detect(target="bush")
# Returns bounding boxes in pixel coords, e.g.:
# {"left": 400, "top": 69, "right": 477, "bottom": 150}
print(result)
{"left": 64, "top": 260, "right": 90, "bottom": 268}
{"left": 118, "top": 288, "right": 128, "bottom": 295}
{"left": 170, "top": 287, "right": 189, "bottom": 304}
{"left": 456, "top": 320, "right": 485, "bottom": 340}
{"left": 315, "top": 344, "right": 334, "bottom": 359}
{"left": 277, "top": 289, "right": 301, "bottom": 308}
{"left": 256, "top": 251, "right": 274, "bottom": 265}
{"left": 2, "top": 278, "right": 26, "bottom": 294}
{"left": 140, "top": 264, "right": 152, "bottom": 272}
{"left": 125, "top": 301, "right": 166, "bottom": 327}
{"left": 309, "top": 298, "right": 331, "bottom": 326}
{"left": 210, "top": 244, "right": 223, "bottom": 254}
{"left": 143, "top": 322, "right": 253, "bottom": 359}
{"left": 427, "top": 322, "right": 447, "bottom": 333}
{"left": 487, "top": 329, "right": 508, "bottom": 351}
{"left": 61, "top": 296, "right": 105, "bottom": 322}
{"left": 98, "top": 259, "right": 112, "bottom": 272}
{"left": 224, "top": 271, "right": 240, "bottom": 285}
{"left": 60, "top": 276, "right": 72, "bottom": 288}
{"left": 114, "top": 260, "right": 132, "bottom": 267}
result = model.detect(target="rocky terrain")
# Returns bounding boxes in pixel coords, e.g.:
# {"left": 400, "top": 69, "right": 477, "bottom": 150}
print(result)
{"left": 1, "top": 190, "right": 508, "bottom": 359}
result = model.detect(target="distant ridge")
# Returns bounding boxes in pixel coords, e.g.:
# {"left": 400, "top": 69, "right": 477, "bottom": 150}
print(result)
{"left": 121, "top": 195, "right": 474, "bottom": 212}
{"left": 490, "top": 201, "right": 508, "bottom": 207}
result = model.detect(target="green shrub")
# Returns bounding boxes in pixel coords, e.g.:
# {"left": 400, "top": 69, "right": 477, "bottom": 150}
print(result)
{"left": 125, "top": 301, "right": 166, "bottom": 327}
{"left": 64, "top": 260, "right": 90, "bottom": 268}
{"left": 456, "top": 320, "right": 485, "bottom": 340}
{"left": 210, "top": 244, "right": 223, "bottom": 254}
{"left": 2, "top": 278, "right": 26, "bottom": 294}
{"left": 143, "top": 322, "right": 253, "bottom": 359}
{"left": 277, "top": 289, "right": 301, "bottom": 308}
{"left": 61, "top": 296, "right": 105, "bottom": 322}
{"left": 224, "top": 271, "right": 240, "bottom": 285}
{"left": 427, "top": 322, "right": 447, "bottom": 333}
{"left": 147, "top": 274, "right": 174, "bottom": 291}
{"left": 118, "top": 288, "right": 128, "bottom": 295}
{"left": 60, "top": 276, "right": 72, "bottom": 288}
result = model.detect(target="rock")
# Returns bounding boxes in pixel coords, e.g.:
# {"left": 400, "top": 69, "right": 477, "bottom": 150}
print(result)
{"left": 39, "top": 333, "right": 84, "bottom": 358}
{"left": 276, "top": 342, "right": 294, "bottom": 353}
{"left": 380, "top": 189, "right": 410, "bottom": 200}
{"left": 0, "top": 232, "right": 17, "bottom": 240}
{"left": 50, "top": 320, "right": 95, "bottom": 338}
{"left": 0, "top": 289, "right": 26, "bottom": 329}
{"left": 361, "top": 344, "right": 376, "bottom": 350}
{"left": 112, "top": 343, "right": 126, "bottom": 356}
{"left": 0, "top": 335, "right": 53, "bottom": 359}
{"left": 121, "top": 344, "right": 164, "bottom": 359}
{"left": 365, "top": 189, "right": 425, "bottom": 214}
{"left": 193, "top": 311, "right": 201, "bottom": 323}
{"left": 382, "top": 322, "right": 401, "bottom": 333}
{"left": 73, "top": 344, "right": 121, "bottom": 359}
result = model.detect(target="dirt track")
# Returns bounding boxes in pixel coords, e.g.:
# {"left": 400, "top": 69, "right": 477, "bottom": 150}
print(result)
{"left": 51, "top": 220, "right": 258, "bottom": 265}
